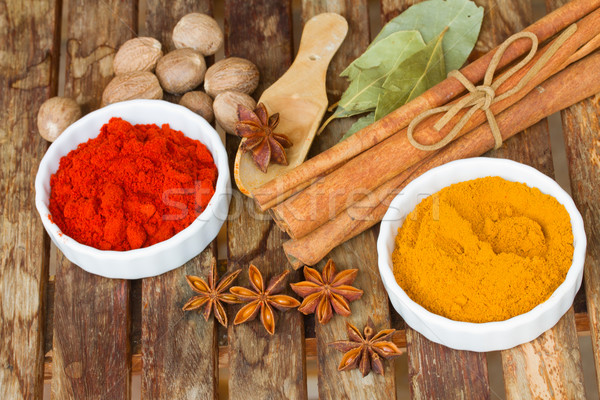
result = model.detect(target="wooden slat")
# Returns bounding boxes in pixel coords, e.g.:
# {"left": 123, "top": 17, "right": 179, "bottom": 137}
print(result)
{"left": 145, "top": 0, "right": 201, "bottom": 52}
{"left": 406, "top": 329, "right": 490, "bottom": 399}
{"left": 51, "top": 0, "right": 136, "bottom": 398}
{"left": 476, "top": 1, "right": 586, "bottom": 398}
{"left": 223, "top": 1, "right": 307, "bottom": 399}
{"left": 502, "top": 307, "right": 585, "bottom": 399}
{"left": 548, "top": 0, "right": 600, "bottom": 391}
{"left": 52, "top": 253, "right": 131, "bottom": 399}
{"left": 0, "top": 0, "right": 60, "bottom": 397}
{"left": 140, "top": 2, "right": 218, "bottom": 398}
{"left": 299, "top": 1, "right": 397, "bottom": 398}
{"left": 557, "top": 90, "right": 600, "bottom": 394}
{"left": 141, "top": 245, "right": 218, "bottom": 399}
{"left": 45, "top": 310, "right": 596, "bottom": 380}
{"left": 379, "top": 1, "right": 490, "bottom": 399}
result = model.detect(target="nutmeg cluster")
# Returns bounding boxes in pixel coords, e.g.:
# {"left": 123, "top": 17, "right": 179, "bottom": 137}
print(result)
{"left": 37, "top": 12, "right": 260, "bottom": 141}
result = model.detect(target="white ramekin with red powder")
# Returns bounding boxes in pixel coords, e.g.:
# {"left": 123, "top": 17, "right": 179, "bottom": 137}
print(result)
{"left": 35, "top": 99, "right": 231, "bottom": 279}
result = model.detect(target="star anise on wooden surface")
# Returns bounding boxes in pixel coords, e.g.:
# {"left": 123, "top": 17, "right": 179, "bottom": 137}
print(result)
{"left": 329, "top": 318, "right": 402, "bottom": 377}
{"left": 235, "top": 102, "right": 293, "bottom": 173}
{"left": 182, "top": 260, "right": 242, "bottom": 327}
{"left": 290, "top": 259, "right": 363, "bottom": 324}
{"left": 230, "top": 264, "right": 301, "bottom": 335}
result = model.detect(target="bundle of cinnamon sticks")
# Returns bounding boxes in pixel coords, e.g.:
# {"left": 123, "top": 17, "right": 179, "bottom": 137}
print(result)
{"left": 252, "top": 0, "right": 600, "bottom": 269}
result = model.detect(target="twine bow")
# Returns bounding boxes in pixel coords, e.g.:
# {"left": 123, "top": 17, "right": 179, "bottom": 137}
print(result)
{"left": 407, "top": 24, "right": 577, "bottom": 151}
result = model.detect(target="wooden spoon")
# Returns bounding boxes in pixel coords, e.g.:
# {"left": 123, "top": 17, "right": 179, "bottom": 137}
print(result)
{"left": 234, "top": 13, "right": 348, "bottom": 196}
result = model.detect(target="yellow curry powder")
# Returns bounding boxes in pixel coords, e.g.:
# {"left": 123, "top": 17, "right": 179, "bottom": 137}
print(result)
{"left": 392, "top": 176, "right": 573, "bottom": 323}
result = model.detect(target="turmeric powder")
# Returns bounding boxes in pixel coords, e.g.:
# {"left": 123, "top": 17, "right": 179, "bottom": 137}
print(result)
{"left": 392, "top": 176, "right": 573, "bottom": 323}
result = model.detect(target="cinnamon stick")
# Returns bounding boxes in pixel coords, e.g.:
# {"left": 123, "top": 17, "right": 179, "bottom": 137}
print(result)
{"left": 283, "top": 49, "right": 600, "bottom": 268}
{"left": 272, "top": 11, "right": 600, "bottom": 240}
{"left": 254, "top": 0, "right": 600, "bottom": 210}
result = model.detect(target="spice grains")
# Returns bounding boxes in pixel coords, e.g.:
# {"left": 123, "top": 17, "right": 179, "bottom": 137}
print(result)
{"left": 392, "top": 176, "right": 573, "bottom": 323}
{"left": 49, "top": 117, "right": 217, "bottom": 251}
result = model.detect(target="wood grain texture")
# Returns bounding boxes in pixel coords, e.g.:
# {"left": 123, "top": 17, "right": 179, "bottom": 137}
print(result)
{"left": 0, "top": 0, "right": 59, "bottom": 398}
{"left": 141, "top": 2, "right": 217, "bottom": 398}
{"left": 380, "top": 0, "right": 419, "bottom": 22}
{"left": 474, "top": 1, "right": 585, "bottom": 398}
{"left": 380, "top": 1, "right": 491, "bottom": 399}
{"left": 558, "top": 90, "right": 600, "bottom": 393}
{"left": 502, "top": 307, "right": 585, "bottom": 399}
{"left": 301, "top": 0, "right": 370, "bottom": 103}
{"left": 142, "top": 245, "right": 218, "bottom": 399}
{"left": 314, "top": 232, "right": 397, "bottom": 399}
{"left": 224, "top": 1, "right": 307, "bottom": 399}
{"left": 300, "top": 1, "right": 396, "bottom": 399}
{"left": 406, "top": 328, "right": 490, "bottom": 400}
{"left": 52, "top": 253, "right": 131, "bottom": 399}
{"left": 43, "top": 310, "right": 595, "bottom": 380}
{"left": 63, "top": 0, "right": 137, "bottom": 114}
{"left": 144, "top": 0, "right": 210, "bottom": 52}
{"left": 304, "top": 0, "right": 370, "bottom": 157}
{"left": 51, "top": 1, "right": 136, "bottom": 399}
{"left": 546, "top": 1, "right": 600, "bottom": 391}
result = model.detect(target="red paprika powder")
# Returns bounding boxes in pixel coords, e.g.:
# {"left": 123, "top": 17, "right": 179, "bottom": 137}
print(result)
{"left": 49, "top": 117, "right": 218, "bottom": 251}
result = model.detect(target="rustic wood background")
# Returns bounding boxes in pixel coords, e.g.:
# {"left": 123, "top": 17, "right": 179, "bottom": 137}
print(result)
{"left": 0, "top": 0, "right": 598, "bottom": 399}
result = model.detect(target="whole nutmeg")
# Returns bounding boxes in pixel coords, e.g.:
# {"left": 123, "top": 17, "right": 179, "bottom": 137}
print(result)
{"left": 204, "top": 57, "right": 259, "bottom": 98}
{"left": 156, "top": 49, "right": 206, "bottom": 94}
{"left": 213, "top": 91, "right": 256, "bottom": 135}
{"left": 179, "top": 91, "right": 214, "bottom": 123}
{"left": 172, "top": 13, "right": 223, "bottom": 56}
{"left": 37, "top": 97, "right": 81, "bottom": 142}
{"left": 102, "top": 71, "right": 163, "bottom": 106}
{"left": 113, "top": 37, "right": 162, "bottom": 75}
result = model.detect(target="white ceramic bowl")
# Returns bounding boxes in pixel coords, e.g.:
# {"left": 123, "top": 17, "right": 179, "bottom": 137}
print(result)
{"left": 377, "top": 158, "right": 586, "bottom": 352}
{"left": 35, "top": 99, "right": 231, "bottom": 279}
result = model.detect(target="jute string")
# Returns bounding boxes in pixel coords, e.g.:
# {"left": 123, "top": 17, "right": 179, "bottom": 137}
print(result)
{"left": 407, "top": 23, "right": 577, "bottom": 151}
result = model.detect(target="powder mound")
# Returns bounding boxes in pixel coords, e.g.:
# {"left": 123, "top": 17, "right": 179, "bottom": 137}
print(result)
{"left": 392, "top": 176, "right": 573, "bottom": 323}
{"left": 49, "top": 117, "right": 218, "bottom": 251}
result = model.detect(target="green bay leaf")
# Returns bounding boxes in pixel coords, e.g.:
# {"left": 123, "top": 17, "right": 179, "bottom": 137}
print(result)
{"left": 341, "top": 30, "right": 424, "bottom": 80}
{"left": 327, "top": 31, "right": 426, "bottom": 121}
{"left": 371, "top": 0, "right": 483, "bottom": 71}
{"left": 375, "top": 30, "right": 447, "bottom": 120}
{"left": 341, "top": 112, "right": 375, "bottom": 141}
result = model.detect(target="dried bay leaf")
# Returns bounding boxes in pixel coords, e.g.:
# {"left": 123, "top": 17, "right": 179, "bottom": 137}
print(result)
{"left": 320, "top": 31, "right": 426, "bottom": 130}
{"left": 331, "top": 0, "right": 483, "bottom": 141}
{"left": 371, "top": 0, "right": 483, "bottom": 71}
{"left": 376, "top": 30, "right": 447, "bottom": 120}
{"left": 340, "top": 30, "right": 425, "bottom": 81}
{"left": 341, "top": 113, "right": 375, "bottom": 141}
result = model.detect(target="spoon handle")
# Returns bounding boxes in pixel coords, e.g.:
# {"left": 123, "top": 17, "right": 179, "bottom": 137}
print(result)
{"left": 295, "top": 13, "right": 349, "bottom": 69}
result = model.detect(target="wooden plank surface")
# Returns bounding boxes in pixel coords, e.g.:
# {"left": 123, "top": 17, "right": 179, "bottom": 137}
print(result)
{"left": 0, "top": 0, "right": 59, "bottom": 398}
{"left": 406, "top": 329, "right": 490, "bottom": 399}
{"left": 299, "top": 1, "right": 397, "bottom": 398}
{"left": 140, "top": 2, "right": 218, "bottom": 398}
{"left": 43, "top": 309, "right": 595, "bottom": 381}
{"left": 475, "top": 1, "right": 586, "bottom": 398}
{"left": 380, "top": 1, "right": 491, "bottom": 399}
{"left": 548, "top": 0, "right": 600, "bottom": 392}
{"left": 557, "top": 87, "right": 600, "bottom": 394}
{"left": 142, "top": 246, "right": 218, "bottom": 399}
{"left": 223, "top": 1, "right": 307, "bottom": 399}
{"left": 51, "top": 0, "right": 136, "bottom": 398}
{"left": 145, "top": 0, "right": 200, "bottom": 52}
{"left": 502, "top": 307, "right": 586, "bottom": 399}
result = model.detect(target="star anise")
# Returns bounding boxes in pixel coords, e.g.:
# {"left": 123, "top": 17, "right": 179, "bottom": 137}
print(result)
{"left": 290, "top": 259, "right": 363, "bottom": 324}
{"left": 235, "top": 103, "right": 293, "bottom": 173}
{"left": 182, "top": 260, "right": 242, "bottom": 327}
{"left": 230, "top": 264, "right": 300, "bottom": 335}
{"left": 329, "top": 318, "right": 402, "bottom": 377}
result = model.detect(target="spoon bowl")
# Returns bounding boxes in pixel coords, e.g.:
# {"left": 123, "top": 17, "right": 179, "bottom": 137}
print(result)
{"left": 234, "top": 13, "right": 348, "bottom": 196}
